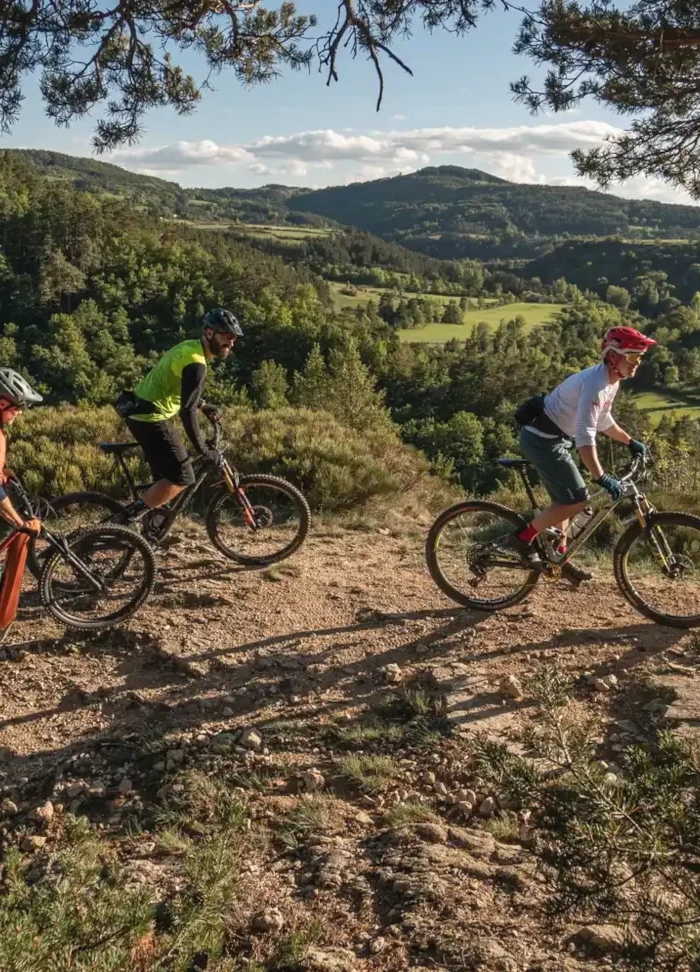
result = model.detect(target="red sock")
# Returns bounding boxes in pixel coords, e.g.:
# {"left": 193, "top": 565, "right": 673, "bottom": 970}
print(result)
{"left": 518, "top": 524, "right": 538, "bottom": 544}
{"left": 557, "top": 543, "right": 567, "bottom": 555}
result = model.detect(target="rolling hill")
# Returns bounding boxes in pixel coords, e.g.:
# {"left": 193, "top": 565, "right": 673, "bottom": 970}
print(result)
{"left": 10, "top": 151, "right": 700, "bottom": 263}
{"left": 289, "top": 165, "right": 700, "bottom": 259}
{"left": 525, "top": 238, "right": 700, "bottom": 303}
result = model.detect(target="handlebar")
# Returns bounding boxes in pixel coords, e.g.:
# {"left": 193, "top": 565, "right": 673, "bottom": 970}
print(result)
{"left": 617, "top": 450, "right": 653, "bottom": 484}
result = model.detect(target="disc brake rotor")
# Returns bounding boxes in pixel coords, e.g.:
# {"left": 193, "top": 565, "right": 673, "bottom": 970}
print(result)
{"left": 665, "top": 554, "right": 695, "bottom": 579}
{"left": 252, "top": 505, "right": 274, "bottom": 529}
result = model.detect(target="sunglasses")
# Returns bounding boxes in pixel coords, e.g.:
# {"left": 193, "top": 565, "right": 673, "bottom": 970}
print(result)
{"left": 622, "top": 351, "right": 644, "bottom": 364}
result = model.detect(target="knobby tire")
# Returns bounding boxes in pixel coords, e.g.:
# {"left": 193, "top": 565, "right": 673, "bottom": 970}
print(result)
{"left": 613, "top": 510, "right": 700, "bottom": 628}
{"left": 39, "top": 524, "right": 156, "bottom": 629}
{"left": 27, "top": 491, "right": 125, "bottom": 580}
{"left": 426, "top": 500, "right": 539, "bottom": 610}
{"left": 206, "top": 474, "right": 310, "bottom": 566}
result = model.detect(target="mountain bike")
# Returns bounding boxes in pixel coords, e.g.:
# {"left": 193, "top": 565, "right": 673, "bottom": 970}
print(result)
{"left": 25, "top": 418, "right": 310, "bottom": 579}
{"left": 426, "top": 453, "right": 700, "bottom": 628}
{"left": 6, "top": 474, "right": 156, "bottom": 629}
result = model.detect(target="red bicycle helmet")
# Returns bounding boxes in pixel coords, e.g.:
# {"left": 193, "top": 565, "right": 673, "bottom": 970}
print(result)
{"left": 601, "top": 326, "right": 657, "bottom": 357}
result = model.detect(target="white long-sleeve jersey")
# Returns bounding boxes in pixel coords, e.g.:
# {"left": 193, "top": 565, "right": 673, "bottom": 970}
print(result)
{"left": 536, "top": 363, "right": 618, "bottom": 447}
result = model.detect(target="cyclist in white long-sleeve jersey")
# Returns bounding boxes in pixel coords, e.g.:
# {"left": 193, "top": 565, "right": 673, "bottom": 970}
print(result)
{"left": 508, "top": 326, "right": 657, "bottom": 581}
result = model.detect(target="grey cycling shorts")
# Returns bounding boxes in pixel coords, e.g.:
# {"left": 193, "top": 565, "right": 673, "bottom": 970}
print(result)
{"left": 518, "top": 426, "right": 588, "bottom": 505}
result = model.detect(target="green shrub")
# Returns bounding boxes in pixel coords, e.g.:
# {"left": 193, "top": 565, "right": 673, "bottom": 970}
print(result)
{"left": 9, "top": 403, "right": 435, "bottom": 512}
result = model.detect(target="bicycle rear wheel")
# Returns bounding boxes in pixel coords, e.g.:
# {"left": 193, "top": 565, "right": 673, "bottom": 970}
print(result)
{"left": 426, "top": 501, "right": 539, "bottom": 610}
{"left": 39, "top": 524, "right": 156, "bottom": 629}
{"left": 28, "top": 491, "right": 124, "bottom": 580}
{"left": 614, "top": 511, "right": 700, "bottom": 627}
{"left": 206, "top": 475, "right": 310, "bottom": 566}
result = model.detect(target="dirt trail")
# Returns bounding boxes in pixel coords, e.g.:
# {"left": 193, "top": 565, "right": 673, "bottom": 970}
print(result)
{"left": 0, "top": 524, "right": 690, "bottom": 767}
{"left": 1, "top": 523, "right": 697, "bottom": 970}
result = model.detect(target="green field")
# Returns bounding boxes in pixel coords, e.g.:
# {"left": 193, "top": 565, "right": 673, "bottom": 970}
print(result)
{"left": 170, "top": 219, "right": 331, "bottom": 240}
{"left": 238, "top": 223, "right": 331, "bottom": 241}
{"left": 632, "top": 387, "right": 700, "bottom": 424}
{"left": 397, "top": 302, "right": 564, "bottom": 342}
{"left": 329, "top": 281, "right": 504, "bottom": 311}
{"left": 330, "top": 282, "right": 458, "bottom": 310}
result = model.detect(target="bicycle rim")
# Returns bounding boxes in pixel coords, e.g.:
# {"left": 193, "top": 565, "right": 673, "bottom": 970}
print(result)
{"left": 39, "top": 525, "right": 155, "bottom": 629}
{"left": 206, "top": 475, "right": 310, "bottom": 565}
{"left": 426, "top": 501, "right": 538, "bottom": 609}
{"left": 614, "top": 512, "right": 700, "bottom": 627}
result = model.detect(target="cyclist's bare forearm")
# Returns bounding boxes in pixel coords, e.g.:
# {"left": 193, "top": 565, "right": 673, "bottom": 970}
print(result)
{"left": 602, "top": 421, "right": 631, "bottom": 446}
{"left": 578, "top": 445, "right": 604, "bottom": 481}
{"left": 0, "top": 493, "right": 25, "bottom": 529}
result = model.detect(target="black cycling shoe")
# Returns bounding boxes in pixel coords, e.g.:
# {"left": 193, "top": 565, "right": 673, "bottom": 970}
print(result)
{"left": 112, "top": 500, "right": 149, "bottom": 526}
{"left": 562, "top": 560, "right": 593, "bottom": 585}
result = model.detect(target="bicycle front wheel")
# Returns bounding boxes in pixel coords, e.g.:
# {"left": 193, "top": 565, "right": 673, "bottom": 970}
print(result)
{"left": 206, "top": 475, "right": 310, "bottom": 566}
{"left": 426, "top": 501, "right": 539, "bottom": 610}
{"left": 39, "top": 524, "right": 156, "bottom": 629}
{"left": 27, "top": 491, "right": 124, "bottom": 580}
{"left": 614, "top": 511, "right": 700, "bottom": 627}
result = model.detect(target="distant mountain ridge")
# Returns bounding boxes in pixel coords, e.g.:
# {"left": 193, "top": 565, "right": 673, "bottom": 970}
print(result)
{"left": 8, "top": 149, "right": 700, "bottom": 261}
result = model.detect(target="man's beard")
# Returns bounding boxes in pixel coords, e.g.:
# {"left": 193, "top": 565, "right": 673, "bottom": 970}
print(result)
{"left": 213, "top": 341, "right": 231, "bottom": 359}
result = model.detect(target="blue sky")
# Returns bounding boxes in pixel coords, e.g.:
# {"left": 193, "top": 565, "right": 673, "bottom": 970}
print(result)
{"left": 1, "top": 4, "right": 694, "bottom": 204}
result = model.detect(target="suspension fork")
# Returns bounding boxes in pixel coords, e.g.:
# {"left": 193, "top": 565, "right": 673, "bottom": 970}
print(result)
{"left": 634, "top": 494, "right": 673, "bottom": 568}
{"left": 221, "top": 462, "right": 258, "bottom": 530}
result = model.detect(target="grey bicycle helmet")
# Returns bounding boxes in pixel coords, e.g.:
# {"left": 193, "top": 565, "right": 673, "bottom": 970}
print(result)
{"left": 202, "top": 308, "right": 243, "bottom": 338}
{"left": 0, "top": 368, "right": 43, "bottom": 407}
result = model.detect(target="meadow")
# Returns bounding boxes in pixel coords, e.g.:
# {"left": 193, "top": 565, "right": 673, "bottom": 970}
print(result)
{"left": 632, "top": 386, "right": 700, "bottom": 424}
{"left": 397, "top": 302, "right": 564, "bottom": 342}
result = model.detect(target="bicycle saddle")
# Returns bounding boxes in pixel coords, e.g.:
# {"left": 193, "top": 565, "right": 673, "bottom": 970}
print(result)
{"left": 496, "top": 458, "right": 531, "bottom": 468}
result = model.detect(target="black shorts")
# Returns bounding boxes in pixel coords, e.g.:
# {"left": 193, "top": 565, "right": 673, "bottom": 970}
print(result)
{"left": 125, "top": 418, "right": 195, "bottom": 487}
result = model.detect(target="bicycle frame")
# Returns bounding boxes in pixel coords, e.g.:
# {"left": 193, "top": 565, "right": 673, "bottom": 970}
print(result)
{"left": 111, "top": 420, "right": 260, "bottom": 540}
{"left": 511, "top": 456, "right": 658, "bottom": 573}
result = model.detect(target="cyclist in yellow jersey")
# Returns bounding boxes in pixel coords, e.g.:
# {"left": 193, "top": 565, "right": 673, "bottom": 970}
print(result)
{"left": 114, "top": 309, "right": 242, "bottom": 523}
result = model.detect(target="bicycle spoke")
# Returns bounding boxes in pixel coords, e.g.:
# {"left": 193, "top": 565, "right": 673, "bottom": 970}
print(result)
{"left": 207, "top": 476, "right": 309, "bottom": 565}
{"left": 430, "top": 505, "right": 537, "bottom": 608}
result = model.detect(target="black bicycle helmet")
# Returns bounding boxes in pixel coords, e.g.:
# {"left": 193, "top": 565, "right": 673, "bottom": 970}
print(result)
{"left": 202, "top": 308, "right": 243, "bottom": 338}
{"left": 0, "top": 368, "right": 43, "bottom": 408}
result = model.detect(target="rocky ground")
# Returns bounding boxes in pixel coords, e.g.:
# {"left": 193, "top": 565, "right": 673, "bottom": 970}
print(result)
{"left": 1, "top": 520, "right": 698, "bottom": 970}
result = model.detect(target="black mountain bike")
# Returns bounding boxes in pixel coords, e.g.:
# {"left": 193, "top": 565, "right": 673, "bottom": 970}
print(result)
{"left": 7, "top": 474, "right": 155, "bottom": 629}
{"left": 426, "top": 453, "right": 700, "bottom": 628}
{"left": 26, "top": 419, "right": 310, "bottom": 580}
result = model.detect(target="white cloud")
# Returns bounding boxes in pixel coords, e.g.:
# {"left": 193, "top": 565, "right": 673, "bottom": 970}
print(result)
{"left": 248, "top": 129, "right": 429, "bottom": 166}
{"left": 112, "top": 138, "right": 252, "bottom": 169}
{"left": 104, "top": 121, "right": 698, "bottom": 204}
{"left": 109, "top": 122, "right": 619, "bottom": 175}
{"left": 471, "top": 151, "right": 538, "bottom": 184}
{"left": 346, "top": 163, "right": 416, "bottom": 184}
{"left": 546, "top": 172, "right": 699, "bottom": 206}
{"left": 279, "top": 159, "right": 309, "bottom": 178}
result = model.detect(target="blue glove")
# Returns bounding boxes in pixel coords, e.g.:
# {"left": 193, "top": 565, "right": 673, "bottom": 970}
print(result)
{"left": 628, "top": 439, "right": 647, "bottom": 459}
{"left": 597, "top": 474, "right": 624, "bottom": 501}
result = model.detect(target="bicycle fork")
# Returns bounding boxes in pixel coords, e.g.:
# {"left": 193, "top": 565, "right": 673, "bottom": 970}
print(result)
{"left": 634, "top": 495, "right": 674, "bottom": 572}
{"left": 46, "top": 533, "right": 107, "bottom": 593}
{"left": 221, "top": 463, "right": 259, "bottom": 531}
